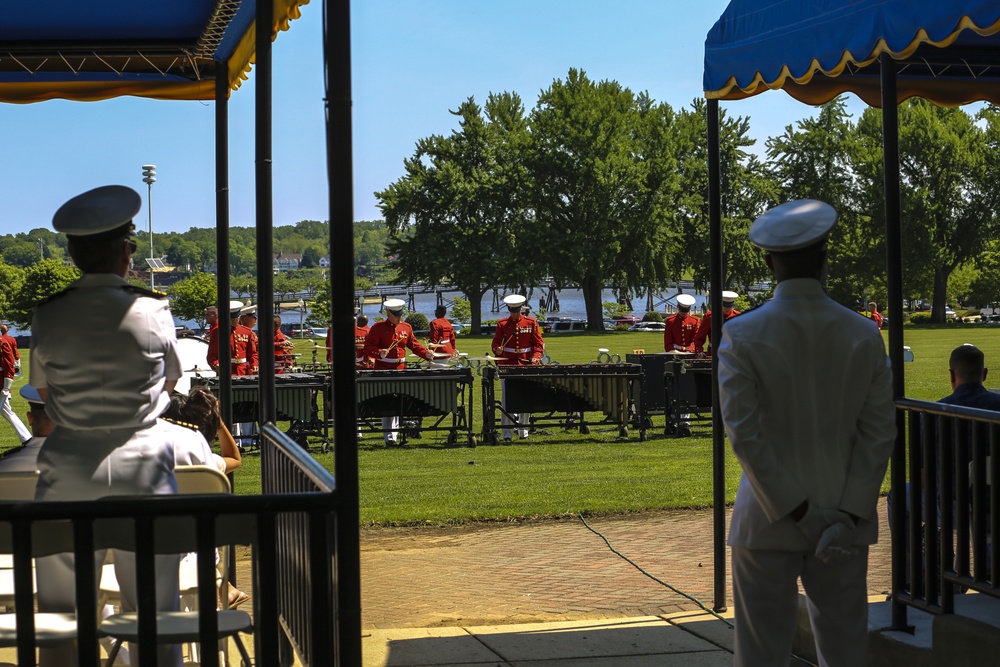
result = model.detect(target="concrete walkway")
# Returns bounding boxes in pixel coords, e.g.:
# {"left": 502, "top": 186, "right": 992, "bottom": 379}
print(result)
{"left": 359, "top": 502, "right": 892, "bottom": 666}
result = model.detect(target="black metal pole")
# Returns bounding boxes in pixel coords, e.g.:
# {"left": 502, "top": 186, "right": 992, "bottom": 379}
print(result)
{"left": 707, "top": 97, "right": 727, "bottom": 612}
{"left": 325, "top": 1, "right": 363, "bottom": 665}
{"left": 256, "top": 0, "right": 275, "bottom": 425}
{"left": 216, "top": 66, "right": 233, "bottom": 433}
{"left": 881, "top": 51, "right": 910, "bottom": 632}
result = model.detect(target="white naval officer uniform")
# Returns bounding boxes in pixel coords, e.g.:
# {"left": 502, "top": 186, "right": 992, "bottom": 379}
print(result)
{"left": 717, "top": 201, "right": 896, "bottom": 667}
{"left": 31, "top": 186, "right": 185, "bottom": 667}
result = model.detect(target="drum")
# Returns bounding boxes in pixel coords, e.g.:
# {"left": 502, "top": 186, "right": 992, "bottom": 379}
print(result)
{"left": 175, "top": 335, "right": 211, "bottom": 395}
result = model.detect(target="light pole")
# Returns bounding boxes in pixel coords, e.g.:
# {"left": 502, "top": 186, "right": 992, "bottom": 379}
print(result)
{"left": 298, "top": 298, "right": 305, "bottom": 338}
{"left": 141, "top": 164, "right": 156, "bottom": 290}
{"left": 33, "top": 237, "right": 43, "bottom": 262}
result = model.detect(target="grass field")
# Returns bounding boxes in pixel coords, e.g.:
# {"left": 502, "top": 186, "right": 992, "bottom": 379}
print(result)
{"left": 1, "top": 323, "right": 995, "bottom": 525}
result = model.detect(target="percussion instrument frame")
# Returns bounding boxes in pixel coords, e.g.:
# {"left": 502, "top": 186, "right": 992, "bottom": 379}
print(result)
{"left": 481, "top": 364, "right": 642, "bottom": 444}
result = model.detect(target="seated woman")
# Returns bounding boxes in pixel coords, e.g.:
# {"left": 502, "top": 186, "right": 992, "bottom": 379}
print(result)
{"left": 163, "top": 387, "right": 249, "bottom": 607}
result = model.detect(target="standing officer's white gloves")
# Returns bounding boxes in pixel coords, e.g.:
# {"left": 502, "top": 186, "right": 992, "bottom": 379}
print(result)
{"left": 815, "top": 521, "right": 858, "bottom": 564}
{"left": 794, "top": 504, "right": 852, "bottom": 546}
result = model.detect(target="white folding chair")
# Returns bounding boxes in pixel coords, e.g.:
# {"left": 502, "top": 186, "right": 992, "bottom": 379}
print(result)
{"left": 98, "top": 466, "right": 253, "bottom": 667}
{"left": 0, "top": 470, "right": 39, "bottom": 501}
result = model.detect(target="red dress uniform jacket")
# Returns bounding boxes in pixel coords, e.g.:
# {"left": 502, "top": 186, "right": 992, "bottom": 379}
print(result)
{"left": 3, "top": 334, "right": 20, "bottom": 365}
{"left": 355, "top": 325, "right": 371, "bottom": 368}
{"left": 0, "top": 336, "right": 16, "bottom": 380}
{"left": 663, "top": 312, "right": 701, "bottom": 352}
{"left": 273, "top": 330, "right": 292, "bottom": 374}
{"left": 363, "top": 320, "right": 429, "bottom": 370}
{"left": 207, "top": 324, "right": 259, "bottom": 375}
{"left": 491, "top": 315, "right": 544, "bottom": 366}
{"left": 871, "top": 311, "right": 883, "bottom": 330}
{"left": 429, "top": 317, "right": 456, "bottom": 356}
{"left": 326, "top": 328, "right": 333, "bottom": 363}
{"left": 693, "top": 309, "right": 741, "bottom": 356}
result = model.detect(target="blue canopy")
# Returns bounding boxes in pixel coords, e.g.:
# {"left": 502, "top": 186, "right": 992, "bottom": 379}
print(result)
{"left": 0, "top": 0, "right": 308, "bottom": 103}
{"left": 704, "top": 0, "right": 1000, "bottom": 107}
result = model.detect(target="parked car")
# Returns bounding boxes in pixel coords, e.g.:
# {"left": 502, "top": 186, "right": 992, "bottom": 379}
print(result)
{"left": 612, "top": 314, "right": 641, "bottom": 327}
{"left": 311, "top": 327, "right": 328, "bottom": 339}
{"left": 628, "top": 321, "right": 666, "bottom": 332}
{"left": 547, "top": 318, "right": 587, "bottom": 333}
{"left": 290, "top": 326, "right": 314, "bottom": 338}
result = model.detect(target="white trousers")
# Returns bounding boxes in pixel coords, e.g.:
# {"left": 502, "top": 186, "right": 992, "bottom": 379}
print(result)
{"left": 35, "top": 424, "right": 182, "bottom": 667}
{"left": 500, "top": 380, "right": 530, "bottom": 439}
{"left": 0, "top": 389, "right": 30, "bottom": 442}
{"left": 382, "top": 416, "right": 400, "bottom": 443}
{"left": 731, "top": 545, "right": 869, "bottom": 667}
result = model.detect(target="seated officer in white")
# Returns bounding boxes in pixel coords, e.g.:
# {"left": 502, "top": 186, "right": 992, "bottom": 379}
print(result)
{"left": 31, "top": 185, "right": 184, "bottom": 667}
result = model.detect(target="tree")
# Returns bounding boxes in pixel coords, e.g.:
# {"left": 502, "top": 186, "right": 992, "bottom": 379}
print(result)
{"left": 7, "top": 259, "right": 80, "bottom": 329}
{"left": 0, "top": 260, "right": 25, "bottom": 319}
{"left": 766, "top": 98, "right": 877, "bottom": 307}
{"left": 168, "top": 272, "right": 218, "bottom": 329}
{"left": 855, "top": 100, "right": 994, "bottom": 322}
{"left": 231, "top": 274, "right": 257, "bottom": 299}
{"left": 273, "top": 273, "right": 305, "bottom": 301}
{"left": 449, "top": 296, "right": 471, "bottom": 324}
{"left": 378, "top": 92, "right": 534, "bottom": 334}
{"left": 300, "top": 246, "right": 320, "bottom": 268}
{"left": 2, "top": 241, "right": 43, "bottom": 268}
{"left": 672, "top": 98, "right": 776, "bottom": 293}
{"left": 526, "top": 70, "right": 684, "bottom": 330}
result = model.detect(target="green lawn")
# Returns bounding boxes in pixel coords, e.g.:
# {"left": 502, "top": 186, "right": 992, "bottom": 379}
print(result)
{"left": 2, "top": 324, "right": 994, "bottom": 525}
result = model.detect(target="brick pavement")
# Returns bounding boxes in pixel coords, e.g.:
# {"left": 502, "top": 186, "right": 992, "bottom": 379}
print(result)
{"left": 359, "top": 499, "right": 893, "bottom": 630}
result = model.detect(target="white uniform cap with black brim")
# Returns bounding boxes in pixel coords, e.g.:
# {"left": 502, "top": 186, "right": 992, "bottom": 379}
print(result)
{"left": 52, "top": 185, "right": 141, "bottom": 239}
{"left": 503, "top": 294, "right": 527, "bottom": 310}
{"left": 749, "top": 199, "right": 838, "bottom": 252}
{"left": 383, "top": 298, "right": 405, "bottom": 313}
{"left": 676, "top": 294, "right": 696, "bottom": 308}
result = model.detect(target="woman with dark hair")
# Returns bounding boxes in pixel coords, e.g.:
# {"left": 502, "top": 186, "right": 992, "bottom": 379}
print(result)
{"left": 163, "top": 388, "right": 249, "bottom": 607}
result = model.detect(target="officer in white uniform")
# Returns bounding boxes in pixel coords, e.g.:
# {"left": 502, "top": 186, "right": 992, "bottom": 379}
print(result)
{"left": 30, "top": 185, "right": 183, "bottom": 667}
{"left": 717, "top": 200, "right": 896, "bottom": 667}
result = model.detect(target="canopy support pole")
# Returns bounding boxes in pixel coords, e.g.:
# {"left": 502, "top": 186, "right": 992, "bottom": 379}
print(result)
{"left": 881, "top": 52, "right": 912, "bottom": 634}
{"left": 325, "top": 0, "right": 364, "bottom": 664}
{"left": 215, "top": 64, "right": 233, "bottom": 445}
{"left": 255, "top": 0, "right": 276, "bottom": 427}
{"left": 707, "top": 97, "right": 727, "bottom": 612}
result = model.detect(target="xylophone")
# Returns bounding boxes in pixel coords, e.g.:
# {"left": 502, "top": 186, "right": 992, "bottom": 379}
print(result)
{"left": 194, "top": 373, "right": 329, "bottom": 448}
{"left": 355, "top": 367, "right": 475, "bottom": 446}
{"left": 481, "top": 363, "right": 642, "bottom": 443}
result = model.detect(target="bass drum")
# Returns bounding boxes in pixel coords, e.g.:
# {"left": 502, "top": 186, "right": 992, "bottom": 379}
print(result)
{"left": 174, "top": 334, "right": 211, "bottom": 395}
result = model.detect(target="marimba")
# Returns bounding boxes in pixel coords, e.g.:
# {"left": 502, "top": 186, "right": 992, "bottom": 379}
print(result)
{"left": 195, "top": 373, "right": 328, "bottom": 448}
{"left": 481, "top": 363, "right": 642, "bottom": 443}
{"left": 355, "top": 367, "right": 475, "bottom": 446}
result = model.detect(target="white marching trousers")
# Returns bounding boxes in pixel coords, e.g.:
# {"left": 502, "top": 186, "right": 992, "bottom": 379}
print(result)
{"left": 382, "top": 416, "right": 400, "bottom": 443}
{"left": 0, "top": 390, "right": 30, "bottom": 442}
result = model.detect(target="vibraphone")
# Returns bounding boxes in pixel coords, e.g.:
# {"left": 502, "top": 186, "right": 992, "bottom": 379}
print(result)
{"left": 194, "top": 372, "right": 329, "bottom": 449}
{"left": 355, "top": 367, "right": 475, "bottom": 446}
{"left": 481, "top": 364, "right": 642, "bottom": 443}
{"left": 624, "top": 352, "right": 714, "bottom": 437}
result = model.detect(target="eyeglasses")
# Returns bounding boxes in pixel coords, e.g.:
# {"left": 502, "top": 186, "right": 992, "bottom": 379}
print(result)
{"left": 125, "top": 238, "right": 138, "bottom": 254}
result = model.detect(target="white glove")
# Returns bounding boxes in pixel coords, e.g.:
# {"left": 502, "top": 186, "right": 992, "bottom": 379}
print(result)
{"left": 13, "top": 360, "right": 20, "bottom": 373}
{"left": 794, "top": 504, "right": 852, "bottom": 546}
{"left": 2, "top": 377, "right": 11, "bottom": 392}
{"left": 815, "top": 521, "right": 858, "bottom": 564}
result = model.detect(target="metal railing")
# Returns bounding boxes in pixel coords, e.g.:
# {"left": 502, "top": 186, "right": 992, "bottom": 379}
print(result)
{"left": 892, "top": 398, "right": 1000, "bottom": 626}
{"left": 0, "top": 425, "right": 342, "bottom": 667}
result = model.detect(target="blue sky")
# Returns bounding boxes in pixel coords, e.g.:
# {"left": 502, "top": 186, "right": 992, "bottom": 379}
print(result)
{"left": 0, "top": 1, "right": 866, "bottom": 236}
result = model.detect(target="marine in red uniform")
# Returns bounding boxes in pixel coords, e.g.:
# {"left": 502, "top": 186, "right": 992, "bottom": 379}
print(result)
{"left": 204, "top": 305, "right": 219, "bottom": 337}
{"left": 694, "top": 290, "right": 741, "bottom": 358}
{"left": 491, "top": 296, "right": 544, "bottom": 366}
{"left": 207, "top": 301, "right": 259, "bottom": 376}
{"left": 273, "top": 315, "right": 294, "bottom": 373}
{"left": 491, "top": 294, "right": 544, "bottom": 441}
{"left": 362, "top": 299, "right": 431, "bottom": 444}
{"left": 868, "top": 301, "right": 883, "bottom": 330}
{"left": 354, "top": 314, "right": 372, "bottom": 368}
{"left": 663, "top": 294, "right": 701, "bottom": 353}
{"left": 429, "top": 305, "right": 457, "bottom": 358}
{"left": 363, "top": 300, "right": 431, "bottom": 370}
{"left": 238, "top": 307, "right": 261, "bottom": 375}
{"left": 0, "top": 325, "right": 30, "bottom": 443}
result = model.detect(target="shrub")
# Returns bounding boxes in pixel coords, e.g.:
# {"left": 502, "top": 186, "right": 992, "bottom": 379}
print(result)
{"left": 405, "top": 313, "right": 429, "bottom": 331}
{"left": 642, "top": 311, "right": 664, "bottom": 322}
{"left": 909, "top": 312, "right": 932, "bottom": 324}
